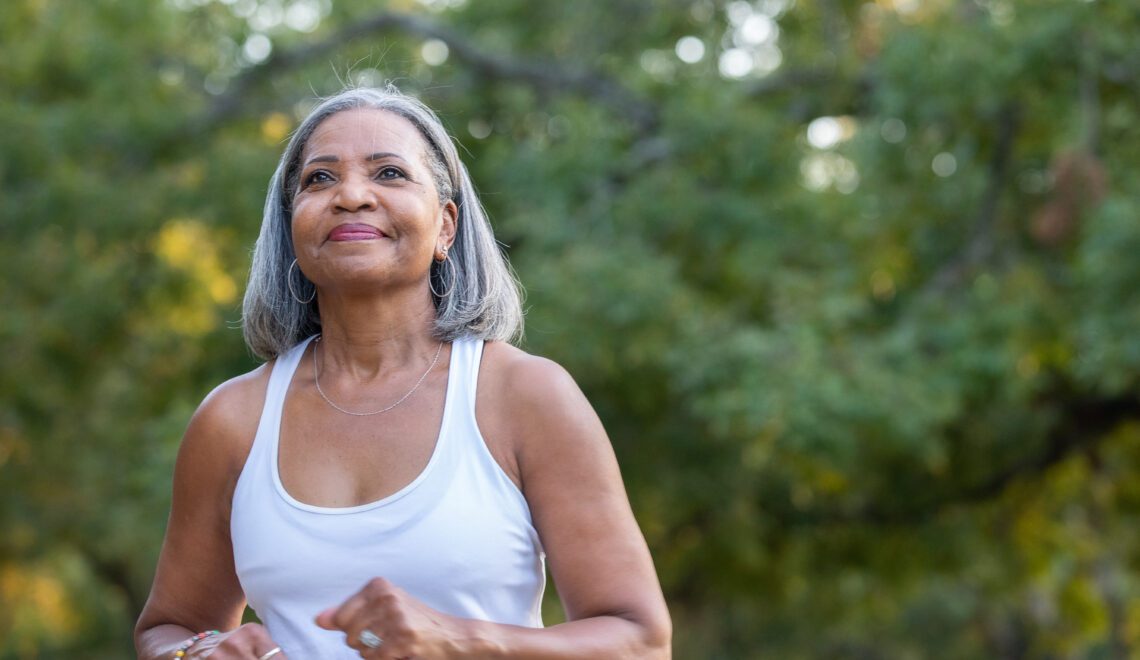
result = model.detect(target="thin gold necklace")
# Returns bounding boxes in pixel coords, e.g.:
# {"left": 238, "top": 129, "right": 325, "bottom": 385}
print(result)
{"left": 312, "top": 336, "right": 444, "bottom": 417}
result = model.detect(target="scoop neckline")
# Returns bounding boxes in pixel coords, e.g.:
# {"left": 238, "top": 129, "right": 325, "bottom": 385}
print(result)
{"left": 269, "top": 336, "right": 457, "bottom": 515}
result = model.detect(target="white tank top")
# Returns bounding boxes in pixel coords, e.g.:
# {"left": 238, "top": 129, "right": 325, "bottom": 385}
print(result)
{"left": 231, "top": 337, "right": 545, "bottom": 658}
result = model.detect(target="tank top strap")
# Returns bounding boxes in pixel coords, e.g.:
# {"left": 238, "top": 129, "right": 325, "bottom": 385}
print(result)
{"left": 447, "top": 336, "right": 485, "bottom": 423}
{"left": 268, "top": 336, "right": 314, "bottom": 414}
{"left": 249, "top": 336, "right": 315, "bottom": 464}
{"left": 272, "top": 337, "right": 315, "bottom": 393}
{"left": 444, "top": 338, "right": 535, "bottom": 529}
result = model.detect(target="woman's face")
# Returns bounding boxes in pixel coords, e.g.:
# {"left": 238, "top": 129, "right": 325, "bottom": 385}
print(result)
{"left": 291, "top": 108, "right": 457, "bottom": 296}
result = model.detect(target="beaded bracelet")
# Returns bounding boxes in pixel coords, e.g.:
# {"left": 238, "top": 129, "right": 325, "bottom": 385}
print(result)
{"left": 173, "top": 630, "right": 220, "bottom": 658}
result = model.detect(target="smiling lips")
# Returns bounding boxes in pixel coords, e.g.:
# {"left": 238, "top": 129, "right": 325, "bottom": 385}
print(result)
{"left": 328, "top": 223, "right": 386, "bottom": 241}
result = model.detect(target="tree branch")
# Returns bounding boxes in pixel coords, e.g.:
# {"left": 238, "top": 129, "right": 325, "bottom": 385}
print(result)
{"left": 778, "top": 389, "right": 1140, "bottom": 528}
{"left": 923, "top": 102, "right": 1021, "bottom": 295}
{"left": 1079, "top": 30, "right": 1101, "bottom": 155}
{"left": 743, "top": 66, "right": 839, "bottom": 98}
{"left": 202, "top": 11, "right": 657, "bottom": 133}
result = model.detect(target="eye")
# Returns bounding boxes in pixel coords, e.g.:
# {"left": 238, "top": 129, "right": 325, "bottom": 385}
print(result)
{"left": 302, "top": 170, "right": 333, "bottom": 187}
{"left": 376, "top": 166, "right": 406, "bottom": 180}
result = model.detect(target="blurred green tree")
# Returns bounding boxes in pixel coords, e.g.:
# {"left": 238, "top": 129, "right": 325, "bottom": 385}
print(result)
{"left": 2, "top": 0, "right": 1138, "bottom": 657}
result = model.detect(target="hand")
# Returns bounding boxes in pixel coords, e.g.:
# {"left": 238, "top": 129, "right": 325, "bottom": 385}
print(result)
{"left": 189, "top": 623, "right": 289, "bottom": 659}
{"left": 316, "top": 577, "right": 469, "bottom": 659}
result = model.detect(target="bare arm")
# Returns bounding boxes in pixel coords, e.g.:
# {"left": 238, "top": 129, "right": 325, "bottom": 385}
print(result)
{"left": 315, "top": 345, "right": 671, "bottom": 658}
{"left": 475, "top": 348, "right": 671, "bottom": 658}
{"left": 134, "top": 369, "right": 281, "bottom": 660}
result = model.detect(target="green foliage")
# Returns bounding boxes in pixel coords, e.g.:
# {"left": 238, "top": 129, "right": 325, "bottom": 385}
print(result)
{"left": 2, "top": 0, "right": 1139, "bottom": 657}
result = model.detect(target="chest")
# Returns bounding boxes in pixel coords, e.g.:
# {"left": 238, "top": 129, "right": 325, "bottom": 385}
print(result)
{"left": 231, "top": 454, "right": 546, "bottom": 630}
{"left": 277, "top": 369, "right": 448, "bottom": 508}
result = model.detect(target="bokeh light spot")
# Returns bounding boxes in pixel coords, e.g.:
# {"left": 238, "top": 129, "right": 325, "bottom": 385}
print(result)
{"left": 675, "top": 36, "right": 706, "bottom": 63}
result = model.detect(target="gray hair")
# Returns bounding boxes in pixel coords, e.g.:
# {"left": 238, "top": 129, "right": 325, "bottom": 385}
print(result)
{"left": 241, "top": 85, "right": 524, "bottom": 360}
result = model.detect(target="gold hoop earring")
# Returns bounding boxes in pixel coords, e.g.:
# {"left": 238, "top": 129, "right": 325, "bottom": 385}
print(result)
{"left": 288, "top": 258, "right": 316, "bottom": 304}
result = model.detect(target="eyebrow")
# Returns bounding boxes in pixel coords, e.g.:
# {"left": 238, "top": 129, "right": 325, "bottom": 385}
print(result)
{"left": 367, "top": 152, "right": 406, "bottom": 162}
{"left": 302, "top": 152, "right": 408, "bottom": 167}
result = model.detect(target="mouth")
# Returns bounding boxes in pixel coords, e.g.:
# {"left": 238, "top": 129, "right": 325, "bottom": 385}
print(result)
{"left": 327, "top": 223, "right": 387, "bottom": 241}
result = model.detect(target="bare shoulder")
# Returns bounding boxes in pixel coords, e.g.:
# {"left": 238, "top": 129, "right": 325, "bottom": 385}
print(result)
{"left": 479, "top": 341, "right": 584, "bottom": 410}
{"left": 477, "top": 342, "right": 609, "bottom": 490}
{"left": 177, "top": 362, "right": 273, "bottom": 484}
{"left": 478, "top": 341, "right": 596, "bottom": 441}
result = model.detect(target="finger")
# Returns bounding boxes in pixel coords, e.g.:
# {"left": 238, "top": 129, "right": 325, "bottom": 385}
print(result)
{"left": 253, "top": 646, "right": 289, "bottom": 660}
{"left": 324, "top": 577, "right": 395, "bottom": 633}
{"left": 331, "top": 593, "right": 372, "bottom": 635}
{"left": 344, "top": 578, "right": 404, "bottom": 642}
{"left": 352, "top": 627, "right": 390, "bottom": 659}
{"left": 213, "top": 624, "right": 282, "bottom": 660}
{"left": 343, "top": 618, "right": 390, "bottom": 655}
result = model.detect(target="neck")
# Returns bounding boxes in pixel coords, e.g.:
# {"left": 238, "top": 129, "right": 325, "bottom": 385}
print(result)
{"left": 313, "top": 285, "right": 440, "bottom": 380}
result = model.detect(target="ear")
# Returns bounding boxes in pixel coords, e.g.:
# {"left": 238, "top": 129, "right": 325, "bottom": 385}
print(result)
{"left": 437, "top": 199, "right": 458, "bottom": 254}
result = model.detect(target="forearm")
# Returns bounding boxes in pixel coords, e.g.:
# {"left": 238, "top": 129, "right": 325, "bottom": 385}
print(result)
{"left": 460, "top": 614, "right": 671, "bottom": 660}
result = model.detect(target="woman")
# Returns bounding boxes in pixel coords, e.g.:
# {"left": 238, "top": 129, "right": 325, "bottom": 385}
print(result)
{"left": 134, "top": 86, "right": 671, "bottom": 659}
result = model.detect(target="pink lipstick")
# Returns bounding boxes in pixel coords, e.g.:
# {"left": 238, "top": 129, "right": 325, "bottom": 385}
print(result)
{"left": 328, "top": 223, "right": 385, "bottom": 241}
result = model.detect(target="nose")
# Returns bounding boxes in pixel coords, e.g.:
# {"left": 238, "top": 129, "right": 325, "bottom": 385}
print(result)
{"left": 333, "top": 174, "right": 378, "bottom": 213}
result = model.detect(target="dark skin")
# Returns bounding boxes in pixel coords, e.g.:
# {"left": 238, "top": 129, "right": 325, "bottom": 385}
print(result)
{"left": 134, "top": 109, "right": 671, "bottom": 659}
